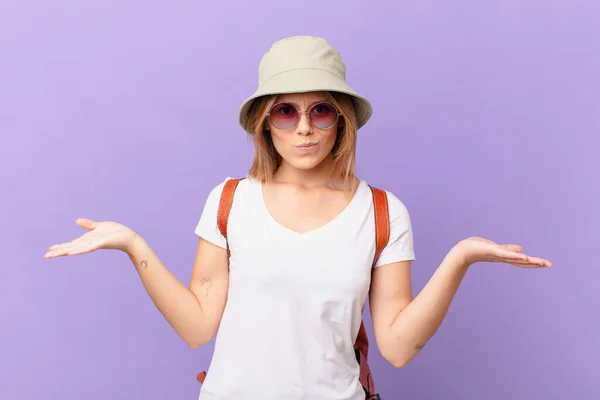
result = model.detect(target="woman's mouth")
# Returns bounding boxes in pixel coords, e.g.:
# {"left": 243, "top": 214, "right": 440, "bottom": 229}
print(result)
{"left": 296, "top": 142, "right": 318, "bottom": 150}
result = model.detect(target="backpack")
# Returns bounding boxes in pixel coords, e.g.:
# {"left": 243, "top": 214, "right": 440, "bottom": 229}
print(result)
{"left": 196, "top": 178, "right": 390, "bottom": 400}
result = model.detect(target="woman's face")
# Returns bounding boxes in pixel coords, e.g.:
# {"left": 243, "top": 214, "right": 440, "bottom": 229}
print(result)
{"left": 266, "top": 92, "right": 343, "bottom": 172}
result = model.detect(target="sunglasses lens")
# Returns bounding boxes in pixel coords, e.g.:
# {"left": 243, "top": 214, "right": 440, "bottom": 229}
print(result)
{"left": 269, "top": 103, "right": 298, "bottom": 130}
{"left": 310, "top": 103, "right": 338, "bottom": 129}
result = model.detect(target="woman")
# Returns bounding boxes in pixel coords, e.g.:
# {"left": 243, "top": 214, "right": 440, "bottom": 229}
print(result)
{"left": 44, "top": 36, "right": 551, "bottom": 400}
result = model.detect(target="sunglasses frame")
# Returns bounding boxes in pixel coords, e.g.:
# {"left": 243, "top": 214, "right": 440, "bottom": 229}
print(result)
{"left": 266, "top": 101, "right": 342, "bottom": 131}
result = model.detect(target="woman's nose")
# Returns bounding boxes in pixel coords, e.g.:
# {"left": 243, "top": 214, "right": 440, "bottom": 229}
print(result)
{"left": 296, "top": 112, "right": 312, "bottom": 135}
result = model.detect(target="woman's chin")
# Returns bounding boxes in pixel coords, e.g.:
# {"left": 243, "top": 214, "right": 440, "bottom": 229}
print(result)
{"left": 282, "top": 155, "right": 328, "bottom": 171}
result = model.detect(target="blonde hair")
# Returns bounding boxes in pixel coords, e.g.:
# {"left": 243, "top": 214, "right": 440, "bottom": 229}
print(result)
{"left": 244, "top": 91, "right": 359, "bottom": 191}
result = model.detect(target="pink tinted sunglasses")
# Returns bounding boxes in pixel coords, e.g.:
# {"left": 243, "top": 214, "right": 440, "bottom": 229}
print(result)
{"left": 267, "top": 102, "right": 342, "bottom": 130}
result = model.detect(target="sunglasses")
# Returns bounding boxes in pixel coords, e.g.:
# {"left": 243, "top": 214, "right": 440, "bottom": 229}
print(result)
{"left": 267, "top": 102, "right": 342, "bottom": 131}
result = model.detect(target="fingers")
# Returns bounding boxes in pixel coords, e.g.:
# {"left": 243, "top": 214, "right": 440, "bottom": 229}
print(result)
{"left": 491, "top": 254, "right": 551, "bottom": 268}
{"left": 45, "top": 235, "right": 97, "bottom": 259}
{"left": 509, "top": 260, "right": 551, "bottom": 268}
{"left": 45, "top": 220, "right": 97, "bottom": 258}
{"left": 492, "top": 248, "right": 529, "bottom": 262}
{"left": 514, "top": 253, "right": 552, "bottom": 267}
{"left": 44, "top": 243, "right": 95, "bottom": 258}
{"left": 500, "top": 244, "right": 523, "bottom": 253}
{"left": 47, "top": 241, "right": 70, "bottom": 251}
{"left": 509, "top": 263, "right": 546, "bottom": 268}
{"left": 491, "top": 243, "right": 551, "bottom": 268}
{"left": 526, "top": 255, "right": 552, "bottom": 267}
{"left": 47, "top": 233, "right": 91, "bottom": 251}
{"left": 76, "top": 218, "right": 97, "bottom": 230}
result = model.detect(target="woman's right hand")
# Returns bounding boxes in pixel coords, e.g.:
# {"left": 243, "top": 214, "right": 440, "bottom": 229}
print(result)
{"left": 44, "top": 218, "right": 139, "bottom": 259}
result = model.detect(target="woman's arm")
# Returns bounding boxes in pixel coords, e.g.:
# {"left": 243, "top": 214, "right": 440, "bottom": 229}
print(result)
{"left": 128, "top": 235, "right": 230, "bottom": 348}
{"left": 369, "top": 237, "right": 551, "bottom": 368}
{"left": 369, "top": 250, "right": 466, "bottom": 368}
{"left": 45, "top": 218, "right": 230, "bottom": 349}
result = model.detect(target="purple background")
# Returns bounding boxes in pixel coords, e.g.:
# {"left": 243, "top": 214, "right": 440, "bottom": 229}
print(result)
{"left": 1, "top": 0, "right": 598, "bottom": 399}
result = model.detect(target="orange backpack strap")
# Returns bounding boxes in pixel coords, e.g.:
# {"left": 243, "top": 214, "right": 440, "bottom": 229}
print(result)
{"left": 196, "top": 178, "right": 243, "bottom": 385}
{"left": 354, "top": 185, "right": 390, "bottom": 399}
{"left": 216, "top": 178, "right": 244, "bottom": 256}
{"left": 370, "top": 186, "right": 390, "bottom": 267}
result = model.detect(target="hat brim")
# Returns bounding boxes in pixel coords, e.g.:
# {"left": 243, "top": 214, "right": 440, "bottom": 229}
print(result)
{"left": 238, "top": 68, "right": 372, "bottom": 133}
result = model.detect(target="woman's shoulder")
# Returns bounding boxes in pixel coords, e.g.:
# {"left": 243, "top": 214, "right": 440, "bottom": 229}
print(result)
{"left": 360, "top": 179, "right": 411, "bottom": 216}
{"left": 204, "top": 175, "right": 257, "bottom": 200}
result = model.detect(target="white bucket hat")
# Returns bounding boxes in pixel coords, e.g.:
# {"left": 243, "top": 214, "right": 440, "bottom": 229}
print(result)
{"left": 238, "top": 36, "right": 373, "bottom": 133}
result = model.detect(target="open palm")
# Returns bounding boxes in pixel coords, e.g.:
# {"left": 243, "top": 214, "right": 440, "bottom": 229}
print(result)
{"left": 456, "top": 237, "right": 552, "bottom": 268}
{"left": 44, "top": 218, "right": 137, "bottom": 259}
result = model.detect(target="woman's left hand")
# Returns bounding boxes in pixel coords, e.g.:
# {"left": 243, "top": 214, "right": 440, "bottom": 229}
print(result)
{"left": 452, "top": 237, "right": 552, "bottom": 269}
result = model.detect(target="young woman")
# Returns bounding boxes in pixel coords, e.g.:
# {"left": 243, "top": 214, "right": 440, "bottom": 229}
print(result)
{"left": 44, "top": 36, "right": 552, "bottom": 400}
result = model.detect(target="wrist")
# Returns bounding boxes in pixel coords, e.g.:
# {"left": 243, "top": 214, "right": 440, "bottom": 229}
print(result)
{"left": 124, "top": 232, "right": 145, "bottom": 256}
{"left": 447, "top": 242, "right": 473, "bottom": 272}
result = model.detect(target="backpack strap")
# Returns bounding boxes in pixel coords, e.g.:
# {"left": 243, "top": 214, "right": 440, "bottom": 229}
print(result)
{"left": 354, "top": 185, "right": 390, "bottom": 399}
{"left": 370, "top": 185, "right": 390, "bottom": 267}
{"left": 216, "top": 178, "right": 244, "bottom": 257}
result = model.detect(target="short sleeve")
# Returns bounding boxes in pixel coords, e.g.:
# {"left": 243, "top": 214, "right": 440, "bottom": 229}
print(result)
{"left": 374, "top": 191, "right": 416, "bottom": 268}
{"left": 193, "top": 178, "right": 231, "bottom": 249}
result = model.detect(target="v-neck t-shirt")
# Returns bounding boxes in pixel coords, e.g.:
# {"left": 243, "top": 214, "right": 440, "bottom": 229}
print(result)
{"left": 194, "top": 177, "right": 416, "bottom": 400}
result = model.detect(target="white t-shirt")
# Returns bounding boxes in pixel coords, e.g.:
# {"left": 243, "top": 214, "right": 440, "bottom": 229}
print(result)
{"left": 194, "top": 177, "right": 415, "bottom": 400}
